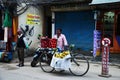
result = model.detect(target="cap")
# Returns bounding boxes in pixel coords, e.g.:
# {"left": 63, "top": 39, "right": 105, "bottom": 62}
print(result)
{"left": 17, "top": 28, "right": 22, "bottom": 32}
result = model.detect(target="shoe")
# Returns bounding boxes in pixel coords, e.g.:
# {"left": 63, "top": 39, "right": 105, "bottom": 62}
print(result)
{"left": 17, "top": 64, "right": 24, "bottom": 67}
{"left": 59, "top": 70, "right": 65, "bottom": 72}
{"left": 19, "top": 64, "right": 24, "bottom": 67}
{"left": 16, "top": 64, "right": 20, "bottom": 66}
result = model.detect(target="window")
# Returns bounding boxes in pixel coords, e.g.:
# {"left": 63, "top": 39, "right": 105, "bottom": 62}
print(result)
{"left": 103, "top": 11, "right": 115, "bottom": 47}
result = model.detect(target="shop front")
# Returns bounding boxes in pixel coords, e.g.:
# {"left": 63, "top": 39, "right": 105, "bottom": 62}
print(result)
{"left": 0, "top": 9, "right": 13, "bottom": 62}
{"left": 51, "top": 1, "right": 95, "bottom": 51}
{"left": 90, "top": 0, "right": 120, "bottom": 53}
{"left": 55, "top": 11, "right": 94, "bottom": 51}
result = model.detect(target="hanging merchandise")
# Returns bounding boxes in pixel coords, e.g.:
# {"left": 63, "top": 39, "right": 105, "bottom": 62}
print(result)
{"left": 93, "top": 30, "right": 101, "bottom": 57}
{"left": 0, "top": 9, "right": 13, "bottom": 62}
{"left": 12, "top": 17, "right": 18, "bottom": 42}
{"left": 3, "top": 10, "right": 12, "bottom": 42}
{"left": 3, "top": 10, "right": 12, "bottom": 27}
{"left": 4, "top": 27, "right": 8, "bottom": 42}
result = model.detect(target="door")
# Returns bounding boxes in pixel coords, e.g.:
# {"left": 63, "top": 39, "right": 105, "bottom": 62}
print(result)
{"left": 55, "top": 11, "right": 94, "bottom": 51}
{"left": 116, "top": 13, "right": 120, "bottom": 46}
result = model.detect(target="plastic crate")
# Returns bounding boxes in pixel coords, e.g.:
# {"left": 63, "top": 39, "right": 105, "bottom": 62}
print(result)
{"left": 41, "top": 38, "right": 49, "bottom": 48}
{"left": 49, "top": 39, "right": 57, "bottom": 48}
{"left": 41, "top": 38, "right": 57, "bottom": 48}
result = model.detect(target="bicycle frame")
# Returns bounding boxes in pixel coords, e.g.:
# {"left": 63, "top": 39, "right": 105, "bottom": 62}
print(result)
{"left": 39, "top": 46, "right": 90, "bottom": 76}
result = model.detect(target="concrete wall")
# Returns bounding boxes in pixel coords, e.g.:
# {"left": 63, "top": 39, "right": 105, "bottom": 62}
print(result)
{"left": 18, "top": 6, "right": 44, "bottom": 51}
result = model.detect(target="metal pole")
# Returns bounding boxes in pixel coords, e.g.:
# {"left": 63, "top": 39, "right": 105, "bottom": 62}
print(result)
{"left": 52, "top": 12, "right": 55, "bottom": 38}
{"left": 94, "top": 10, "right": 97, "bottom": 30}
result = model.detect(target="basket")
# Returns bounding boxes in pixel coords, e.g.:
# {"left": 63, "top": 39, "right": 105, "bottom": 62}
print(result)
{"left": 41, "top": 38, "right": 57, "bottom": 48}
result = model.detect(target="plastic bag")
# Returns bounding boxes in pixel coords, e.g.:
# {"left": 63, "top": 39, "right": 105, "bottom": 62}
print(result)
{"left": 50, "top": 51, "right": 71, "bottom": 70}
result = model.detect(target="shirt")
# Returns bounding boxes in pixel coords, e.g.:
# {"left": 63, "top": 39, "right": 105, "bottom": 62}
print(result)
{"left": 17, "top": 34, "right": 28, "bottom": 48}
{"left": 53, "top": 34, "right": 68, "bottom": 50}
{"left": 17, "top": 34, "right": 25, "bottom": 48}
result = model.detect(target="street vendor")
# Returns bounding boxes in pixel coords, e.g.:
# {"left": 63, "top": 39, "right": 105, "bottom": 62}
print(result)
{"left": 53, "top": 28, "right": 68, "bottom": 51}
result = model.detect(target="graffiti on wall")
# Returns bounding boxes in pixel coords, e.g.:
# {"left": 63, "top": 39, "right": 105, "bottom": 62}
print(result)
{"left": 19, "top": 24, "right": 34, "bottom": 46}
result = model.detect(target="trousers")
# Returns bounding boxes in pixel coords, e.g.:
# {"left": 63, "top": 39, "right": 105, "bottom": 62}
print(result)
{"left": 17, "top": 48, "right": 24, "bottom": 65}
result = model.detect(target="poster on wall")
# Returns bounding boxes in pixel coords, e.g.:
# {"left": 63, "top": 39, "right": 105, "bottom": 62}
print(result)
{"left": 93, "top": 30, "right": 101, "bottom": 57}
{"left": 26, "top": 14, "right": 40, "bottom": 25}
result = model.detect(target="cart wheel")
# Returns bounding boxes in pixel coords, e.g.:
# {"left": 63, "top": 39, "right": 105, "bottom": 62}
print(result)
{"left": 69, "top": 53, "right": 89, "bottom": 76}
{"left": 31, "top": 60, "right": 38, "bottom": 67}
{"left": 39, "top": 53, "right": 54, "bottom": 73}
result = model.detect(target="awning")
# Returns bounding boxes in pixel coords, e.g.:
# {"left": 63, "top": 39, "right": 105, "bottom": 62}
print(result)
{"left": 90, "top": 0, "right": 120, "bottom": 5}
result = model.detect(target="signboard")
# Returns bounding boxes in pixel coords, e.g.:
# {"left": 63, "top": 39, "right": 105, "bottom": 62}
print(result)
{"left": 102, "top": 38, "right": 111, "bottom": 47}
{"left": 93, "top": 30, "right": 101, "bottom": 57}
{"left": 26, "top": 14, "right": 40, "bottom": 25}
{"left": 90, "top": 0, "right": 120, "bottom": 5}
{"left": 99, "top": 38, "right": 111, "bottom": 77}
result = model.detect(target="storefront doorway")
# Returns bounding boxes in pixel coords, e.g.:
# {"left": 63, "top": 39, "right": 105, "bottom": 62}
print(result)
{"left": 116, "top": 12, "right": 120, "bottom": 46}
{"left": 55, "top": 11, "right": 94, "bottom": 51}
{"left": 102, "top": 11, "right": 114, "bottom": 47}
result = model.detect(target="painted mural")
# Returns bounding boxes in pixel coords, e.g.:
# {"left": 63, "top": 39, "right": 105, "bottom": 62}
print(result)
{"left": 19, "top": 24, "right": 34, "bottom": 47}
{"left": 18, "top": 6, "right": 43, "bottom": 50}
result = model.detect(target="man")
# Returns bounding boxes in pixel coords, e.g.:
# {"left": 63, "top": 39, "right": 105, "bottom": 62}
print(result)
{"left": 51, "top": 28, "right": 69, "bottom": 72}
{"left": 16, "top": 29, "right": 28, "bottom": 67}
{"left": 53, "top": 28, "right": 68, "bottom": 50}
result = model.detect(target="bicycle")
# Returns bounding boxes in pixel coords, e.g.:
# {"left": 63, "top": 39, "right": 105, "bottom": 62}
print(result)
{"left": 39, "top": 45, "right": 90, "bottom": 76}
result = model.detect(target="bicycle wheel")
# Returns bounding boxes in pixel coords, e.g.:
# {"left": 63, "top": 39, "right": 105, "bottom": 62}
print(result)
{"left": 39, "top": 53, "right": 54, "bottom": 73}
{"left": 69, "top": 53, "right": 89, "bottom": 76}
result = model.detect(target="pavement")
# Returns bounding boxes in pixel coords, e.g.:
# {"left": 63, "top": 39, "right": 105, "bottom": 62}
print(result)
{"left": 0, "top": 54, "right": 120, "bottom": 80}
